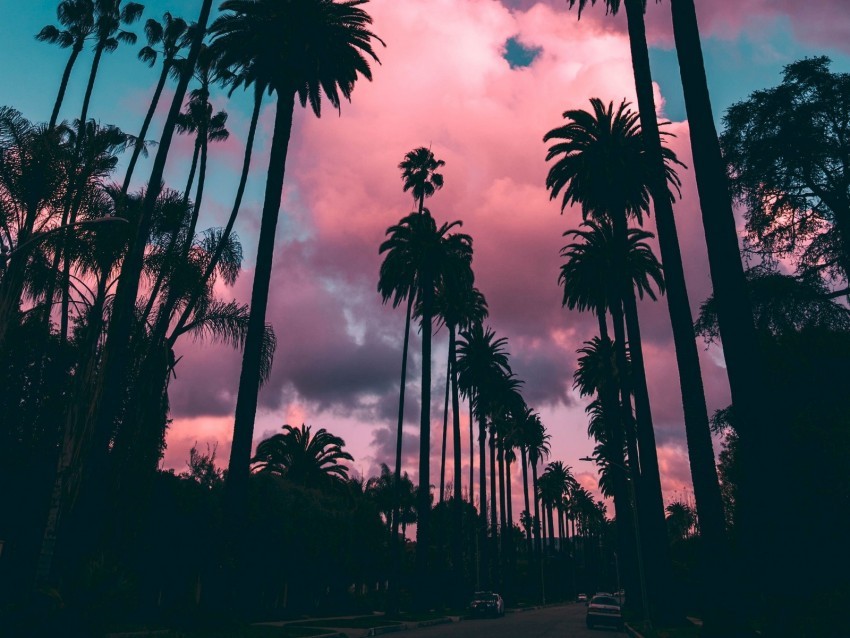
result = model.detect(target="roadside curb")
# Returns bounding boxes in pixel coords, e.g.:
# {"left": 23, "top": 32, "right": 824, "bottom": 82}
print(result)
{"left": 365, "top": 617, "right": 454, "bottom": 636}
{"left": 624, "top": 623, "right": 645, "bottom": 638}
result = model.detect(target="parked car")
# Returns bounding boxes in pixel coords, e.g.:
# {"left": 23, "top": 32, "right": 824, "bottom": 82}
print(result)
{"left": 469, "top": 591, "right": 505, "bottom": 617}
{"left": 586, "top": 593, "right": 623, "bottom": 630}
{"left": 577, "top": 593, "right": 588, "bottom": 603}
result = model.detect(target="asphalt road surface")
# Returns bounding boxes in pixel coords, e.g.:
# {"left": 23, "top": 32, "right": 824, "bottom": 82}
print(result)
{"left": 400, "top": 603, "right": 624, "bottom": 638}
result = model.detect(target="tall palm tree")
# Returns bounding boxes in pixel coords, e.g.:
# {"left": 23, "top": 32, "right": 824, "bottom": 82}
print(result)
{"left": 380, "top": 210, "right": 471, "bottom": 590}
{"left": 252, "top": 424, "right": 354, "bottom": 489}
{"left": 547, "top": 95, "right": 685, "bottom": 619}
{"left": 36, "top": 0, "right": 95, "bottom": 130}
{"left": 668, "top": 0, "right": 766, "bottom": 584}
{"left": 399, "top": 146, "right": 445, "bottom": 214}
{"left": 122, "top": 11, "right": 189, "bottom": 191}
{"left": 169, "top": 67, "right": 266, "bottom": 343}
{"left": 434, "top": 283, "right": 486, "bottom": 499}
{"left": 456, "top": 323, "right": 512, "bottom": 588}
{"left": 436, "top": 280, "right": 485, "bottom": 599}
{"left": 209, "top": 0, "right": 384, "bottom": 527}
{"left": 379, "top": 148, "right": 446, "bottom": 599}
{"left": 78, "top": 0, "right": 145, "bottom": 136}
{"left": 525, "top": 412, "right": 549, "bottom": 576}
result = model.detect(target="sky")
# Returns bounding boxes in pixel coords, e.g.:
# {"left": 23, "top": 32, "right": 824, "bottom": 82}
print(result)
{"left": 3, "top": 0, "right": 849, "bottom": 514}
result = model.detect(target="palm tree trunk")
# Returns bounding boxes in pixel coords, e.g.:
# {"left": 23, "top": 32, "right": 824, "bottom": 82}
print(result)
{"left": 123, "top": 63, "right": 171, "bottom": 193}
{"left": 497, "top": 433, "right": 507, "bottom": 558}
{"left": 520, "top": 447, "right": 532, "bottom": 556}
{"left": 227, "top": 92, "right": 296, "bottom": 518}
{"left": 387, "top": 293, "right": 413, "bottom": 614}
{"left": 478, "top": 409, "right": 489, "bottom": 588}
{"left": 50, "top": 44, "right": 83, "bottom": 130}
{"left": 621, "top": 0, "right": 711, "bottom": 622}
{"left": 449, "top": 326, "right": 464, "bottom": 599}
{"left": 414, "top": 266, "right": 434, "bottom": 605}
{"left": 170, "top": 88, "right": 263, "bottom": 340}
{"left": 531, "top": 460, "right": 542, "bottom": 566}
{"left": 78, "top": 43, "right": 104, "bottom": 134}
{"left": 184, "top": 139, "right": 201, "bottom": 208}
{"left": 596, "top": 309, "right": 642, "bottom": 616}
{"left": 489, "top": 425, "right": 498, "bottom": 583}
{"left": 669, "top": 1, "right": 756, "bottom": 623}
{"left": 469, "top": 399, "right": 474, "bottom": 504}
{"left": 440, "top": 351, "right": 450, "bottom": 502}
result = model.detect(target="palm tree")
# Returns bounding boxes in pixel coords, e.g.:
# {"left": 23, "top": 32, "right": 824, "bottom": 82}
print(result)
{"left": 252, "top": 424, "right": 354, "bottom": 489}
{"left": 379, "top": 210, "right": 471, "bottom": 591}
{"left": 399, "top": 146, "right": 445, "bottom": 214}
{"left": 0, "top": 110, "right": 69, "bottom": 349}
{"left": 36, "top": 0, "right": 95, "bottom": 130}
{"left": 122, "top": 11, "right": 189, "bottom": 191}
{"left": 209, "top": 0, "right": 384, "bottom": 528}
{"left": 456, "top": 323, "right": 512, "bottom": 587}
{"left": 378, "top": 148, "right": 446, "bottom": 605}
{"left": 434, "top": 283, "right": 486, "bottom": 500}
{"left": 49, "top": 0, "right": 213, "bottom": 585}
{"left": 141, "top": 54, "right": 230, "bottom": 331}
{"left": 78, "top": 0, "right": 145, "bottom": 136}
{"left": 525, "top": 412, "right": 549, "bottom": 577}
{"left": 665, "top": 501, "right": 696, "bottom": 541}
{"left": 514, "top": 406, "right": 538, "bottom": 556}
{"left": 547, "top": 95, "right": 686, "bottom": 619}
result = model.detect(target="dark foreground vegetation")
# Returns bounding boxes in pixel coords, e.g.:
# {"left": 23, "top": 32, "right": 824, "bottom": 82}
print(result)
{"left": 0, "top": 1, "right": 849, "bottom": 637}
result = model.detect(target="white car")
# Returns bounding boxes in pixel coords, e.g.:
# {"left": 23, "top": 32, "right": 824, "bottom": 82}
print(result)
{"left": 585, "top": 593, "right": 623, "bottom": 630}
{"left": 469, "top": 591, "right": 504, "bottom": 617}
{"left": 577, "top": 593, "right": 588, "bottom": 603}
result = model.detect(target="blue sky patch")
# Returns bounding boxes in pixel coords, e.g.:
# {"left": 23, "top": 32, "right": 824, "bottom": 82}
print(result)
{"left": 503, "top": 36, "right": 542, "bottom": 69}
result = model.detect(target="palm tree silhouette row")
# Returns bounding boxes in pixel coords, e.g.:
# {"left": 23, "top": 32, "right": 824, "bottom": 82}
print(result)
{"left": 208, "top": 0, "right": 384, "bottom": 538}
{"left": 377, "top": 145, "right": 444, "bottom": 611}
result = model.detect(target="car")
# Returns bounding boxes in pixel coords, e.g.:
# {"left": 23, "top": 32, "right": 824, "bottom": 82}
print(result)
{"left": 469, "top": 591, "right": 504, "bottom": 617}
{"left": 585, "top": 593, "right": 623, "bottom": 631}
{"left": 577, "top": 593, "right": 588, "bottom": 603}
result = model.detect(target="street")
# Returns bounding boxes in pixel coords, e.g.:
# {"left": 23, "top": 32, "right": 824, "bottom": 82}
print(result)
{"left": 392, "top": 603, "right": 624, "bottom": 638}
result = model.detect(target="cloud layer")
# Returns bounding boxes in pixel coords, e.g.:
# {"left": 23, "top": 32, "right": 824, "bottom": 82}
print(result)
{"left": 162, "top": 0, "right": 832, "bottom": 511}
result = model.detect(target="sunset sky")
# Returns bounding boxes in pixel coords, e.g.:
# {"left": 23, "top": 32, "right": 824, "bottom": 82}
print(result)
{"left": 3, "top": 0, "right": 849, "bottom": 509}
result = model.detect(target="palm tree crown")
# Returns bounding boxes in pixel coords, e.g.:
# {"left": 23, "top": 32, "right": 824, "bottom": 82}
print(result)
{"left": 399, "top": 147, "right": 445, "bottom": 212}
{"left": 252, "top": 423, "right": 354, "bottom": 488}
{"left": 210, "top": 0, "right": 384, "bottom": 113}
{"left": 545, "top": 98, "right": 682, "bottom": 223}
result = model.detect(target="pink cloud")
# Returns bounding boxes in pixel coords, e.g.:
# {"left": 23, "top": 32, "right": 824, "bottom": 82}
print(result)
{"left": 165, "top": 0, "right": 740, "bottom": 510}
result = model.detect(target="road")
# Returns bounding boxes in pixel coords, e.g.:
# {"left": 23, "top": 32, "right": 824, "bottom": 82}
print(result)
{"left": 394, "top": 603, "right": 624, "bottom": 638}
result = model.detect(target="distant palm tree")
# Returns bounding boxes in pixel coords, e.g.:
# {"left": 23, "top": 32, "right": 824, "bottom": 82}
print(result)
{"left": 36, "top": 0, "right": 95, "bottom": 130}
{"left": 209, "top": 0, "right": 384, "bottom": 519}
{"left": 122, "top": 11, "right": 189, "bottom": 191}
{"left": 252, "top": 424, "right": 354, "bottom": 489}
{"left": 665, "top": 501, "right": 696, "bottom": 541}
{"left": 525, "top": 411, "right": 550, "bottom": 572}
{"left": 434, "top": 283, "right": 486, "bottom": 500}
{"left": 378, "top": 147, "right": 446, "bottom": 601}
{"left": 456, "top": 323, "right": 512, "bottom": 586}
{"left": 399, "top": 147, "right": 445, "bottom": 214}
{"left": 380, "top": 210, "right": 471, "bottom": 586}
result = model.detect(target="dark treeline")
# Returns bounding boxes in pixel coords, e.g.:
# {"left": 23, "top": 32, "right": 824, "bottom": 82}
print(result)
{"left": 1, "top": 1, "right": 849, "bottom": 637}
